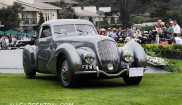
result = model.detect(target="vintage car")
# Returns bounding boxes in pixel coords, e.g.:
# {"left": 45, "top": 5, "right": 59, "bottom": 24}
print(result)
{"left": 23, "top": 19, "right": 147, "bottom": 88}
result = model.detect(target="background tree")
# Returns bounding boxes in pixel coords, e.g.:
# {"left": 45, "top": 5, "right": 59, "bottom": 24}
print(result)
{"left": 49, "top": 1, "right": 75, "bottom": 19}
{"left": 117, "top": 0, "right": 171, "bottom": 28}
{"left": 75, "top": 0, "right": 173, "bottom": 28}
{"left": 75, "top": 0, "right": 116, "bottom": 8}
{"left": 38, "top": 12, "right": 45, "bottom": 27}
{"left": 70, "top": 0, "right": 182, "bottom": 27}
{"left": 0, "top": 2, "right": 24, "bottom": 30}
{"left": 151, "top": 0, "right": 182, "bottom": 26}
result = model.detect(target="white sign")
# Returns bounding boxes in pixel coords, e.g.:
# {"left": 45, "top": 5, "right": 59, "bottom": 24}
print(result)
{"left": 129, "top": 68, "right": 144, "bottom": 77}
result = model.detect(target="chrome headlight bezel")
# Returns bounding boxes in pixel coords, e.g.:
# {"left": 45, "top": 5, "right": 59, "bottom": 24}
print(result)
{"left": 84, "top": 52, "right": 95, "bottom": 64}
{"left": 107, "top": 63, "right": 114, "bottom": 71}
{"left": 123, "top": 51, "right": 134, "bottom": 63}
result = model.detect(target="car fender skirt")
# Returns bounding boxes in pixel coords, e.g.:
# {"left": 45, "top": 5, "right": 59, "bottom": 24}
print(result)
{"left": 47, "top": 43, "right": 82, "bottom": 74}
{"left": 23, "top": 45, "right": 38, "bottom": 74}
{"left": 123, "top": 41, "right": 147, "bottom": 67}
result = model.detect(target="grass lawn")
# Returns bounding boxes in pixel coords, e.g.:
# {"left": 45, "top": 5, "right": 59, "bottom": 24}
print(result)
{"left": 0, "top": 73, "right": 182, "bottom": 105}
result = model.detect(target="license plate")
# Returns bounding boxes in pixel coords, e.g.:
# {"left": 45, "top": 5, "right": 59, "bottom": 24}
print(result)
{"left": 129, "top": 68, "right": 144, "bottom": 77}
{"left": 82, "top": 65, "right": 97, "bottom": 70}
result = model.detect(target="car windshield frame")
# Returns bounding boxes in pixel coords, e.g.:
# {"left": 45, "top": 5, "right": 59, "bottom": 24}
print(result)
{"left": 53, "top": 24, "right": 97, "bottom": 37}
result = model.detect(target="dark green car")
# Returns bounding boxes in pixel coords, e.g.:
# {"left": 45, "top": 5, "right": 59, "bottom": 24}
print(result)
{"left": 23, "top": 19, "right": 147, "bottom": 88}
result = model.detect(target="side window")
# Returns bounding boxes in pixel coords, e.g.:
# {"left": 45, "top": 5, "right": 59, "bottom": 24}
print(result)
{"left": 40, "top": 26, "right": 52, "bottom": 38}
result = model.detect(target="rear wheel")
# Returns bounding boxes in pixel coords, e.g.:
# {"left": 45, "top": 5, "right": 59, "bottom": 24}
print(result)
{"left": 58, "top": 56, "right": 78, "bottom": 88}
{"left": 123, "top": 74, "right": 143, "bottom": 85}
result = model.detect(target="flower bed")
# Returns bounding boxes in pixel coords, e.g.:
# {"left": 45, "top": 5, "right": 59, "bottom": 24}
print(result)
{"left": 147, "top": 55, "right": 168, "bottom": 67}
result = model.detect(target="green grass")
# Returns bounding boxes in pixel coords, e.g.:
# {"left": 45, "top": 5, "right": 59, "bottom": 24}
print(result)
{"left": 1, "top": 73, "right": 182, "bottom": 105}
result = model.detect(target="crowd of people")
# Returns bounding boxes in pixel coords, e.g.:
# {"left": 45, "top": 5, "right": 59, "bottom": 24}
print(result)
{"left": 0, "top": 35, "right": 32, "bottom": 50}
{"left": 97, "top": 19, "right": 182, "bottom": 45}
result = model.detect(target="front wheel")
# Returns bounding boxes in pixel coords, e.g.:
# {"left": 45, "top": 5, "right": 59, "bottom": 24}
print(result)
{"left": 58, "top": 57, "right": 78, "bottom": 88}
{"left": 123, "top": 75, "right": 143, "bottom": 85}
{"left": 26, "top": 71, "right": 36, "bottom": 79}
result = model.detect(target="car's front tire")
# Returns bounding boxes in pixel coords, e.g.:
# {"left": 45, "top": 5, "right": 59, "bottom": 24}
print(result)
{"left": 58, "top": 56, "right": 78, "bottom": 88}
{"left": 123, "top": 75, "right": 143, "bottom": 85}
{"left": 26, "top": 71, "right": 36, "bottom": 79}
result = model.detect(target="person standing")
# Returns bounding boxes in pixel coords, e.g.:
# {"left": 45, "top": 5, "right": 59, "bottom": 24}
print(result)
{"left": 173, "top": 20, "right": 181, "bottom": 37}
{"left": 166, "top": 22, "right": 173, "bottom": 39}
{"left": 170, "top": 33, "right": 182, "bottom": 45}
{"left": 109, "top": 28, "right": 119, "bottom": 42}
{"left": 155, "top": 20, "right": 163, "bottom": 44}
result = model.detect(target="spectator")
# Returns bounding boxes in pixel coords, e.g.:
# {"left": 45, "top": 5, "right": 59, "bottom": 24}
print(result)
{"left": 99, "top": 28, "right": 106, "bottom": 35}
{"left": 129, "top": 36, "right": 135, "bottom": 42}
{"left": 116, "top": 27, "right": 122, "bottom": 36}
{"left": 1, "top": 36, "right": 8, "bottom": 49}
{"left": 132, "top": 30, "right": 138, "bottom": 39}
{"left": 8, "top": 34, "right": 12, "bottom": 44}
{"left": 155, "top": 19, "right": 163, "bottom": 44}
{"left": 126, "top": 29, "right": 132, "bottom": 37}
{"left": 173, "top": 20, "right": 181, "bottom": 37}
{"left": 118, "top": 30, "right": 126, "bottom": 43}
{"left": 11, "top": 36, "right": 17, "bottom": 46}
{"left": 166, "top": 22, "right": 173, "bottom": 39}
{"left": 109, "top": 28, "right": 119, "bottom": 42}
{"left": 5, "top": 36, "right": 9, "bottom": 48}
{"left": 106, "top": 28, "right": 112, "bottom": 37}
{"left": 160, "top": 38, "right": 168, "bottom": 45}
{"left": 170, "top": 33, "right": 182, "bottom": 45}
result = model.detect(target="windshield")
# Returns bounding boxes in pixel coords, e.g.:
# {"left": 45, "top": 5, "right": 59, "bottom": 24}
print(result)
{"left": 53, "top": 24, "right": 97, "bottom": 37}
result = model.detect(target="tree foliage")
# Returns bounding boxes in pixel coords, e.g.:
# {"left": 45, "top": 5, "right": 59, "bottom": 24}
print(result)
{"left": 49, "top": 1, "right": 75, "bottom": 19}
{"left": 75, "top": 0, "right": 172, "bottom": 28}
{"left": 151, "top": 0, "right": 182, "bottom": 26}
{"left": 0, "top": 2, "right": 24, "bottom": 30}
{"left": 75, "top": 0, "right": 182, "bottom": 27}
{"left": 117, "top": 0, "right": 171, "bottom": 28}
{"left": 75, "top": 0, "right": 117, "bottom": 9}
{"left": 38, "top": 12, "right": 45, "bottom": 27}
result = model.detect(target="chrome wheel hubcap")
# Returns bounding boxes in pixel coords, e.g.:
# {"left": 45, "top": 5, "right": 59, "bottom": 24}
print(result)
{"left": 60, "top": 60, "right": 71, "bottom": 86}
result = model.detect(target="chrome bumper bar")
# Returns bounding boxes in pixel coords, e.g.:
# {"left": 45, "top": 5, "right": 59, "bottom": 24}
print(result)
{"left": 75, "top": 66, "right": 147, "bottom": 77}
{"left": 75, "top": 69, "right": 128, "bottom": 77}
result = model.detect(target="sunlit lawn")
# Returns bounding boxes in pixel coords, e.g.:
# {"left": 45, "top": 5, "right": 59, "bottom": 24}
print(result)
{"left": 0, "top": 73, "right": 182, "bottom": 105}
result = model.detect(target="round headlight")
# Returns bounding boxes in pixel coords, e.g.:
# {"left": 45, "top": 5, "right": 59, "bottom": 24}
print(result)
{"left": 107, "top": 63, "right": 114, "bottom": 71}
{"left": 123, "top": 51, "right": 134, "bottom": 63}
{"left": 84, "top": 52, "right": 94, "bottom": 64}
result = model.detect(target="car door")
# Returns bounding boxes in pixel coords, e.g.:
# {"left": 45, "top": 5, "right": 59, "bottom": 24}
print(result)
{"left": 37, "top": 25, "right": 54, "bottom": 73}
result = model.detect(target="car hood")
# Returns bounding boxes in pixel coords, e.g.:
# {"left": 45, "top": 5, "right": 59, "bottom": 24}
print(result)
{"left": 54, "top": 35, "right": 115, "bottom": 48}
{"left": 54, "top": 35, "right": 120, "bottom": 72}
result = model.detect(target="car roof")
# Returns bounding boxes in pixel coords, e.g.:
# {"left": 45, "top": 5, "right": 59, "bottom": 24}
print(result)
{"left": 42, "top": 19, "right": 94, "bottom": 26}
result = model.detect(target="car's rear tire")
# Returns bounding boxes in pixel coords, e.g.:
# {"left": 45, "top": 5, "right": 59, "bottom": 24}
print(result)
{"left": 58, "top": 56, "right": 78, "bottom": 88}
{"left": 26, "top": 71, "right": 36, "bottom": 79}
{"left": 123, "top": 74, "right": 143, "bottom": 85}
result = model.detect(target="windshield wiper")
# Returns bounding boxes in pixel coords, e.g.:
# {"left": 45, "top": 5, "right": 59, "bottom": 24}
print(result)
{"left": 76, "top": 29, "right": 88, "bottom": 35}
{"left": 54, "top": 32, "right": 67, "bottom": 36}
{"left": 76, "top": 29, "right": 84, "bottom": 32}
{"left": 54, "top": 32, "right": 62, "bottom": 34}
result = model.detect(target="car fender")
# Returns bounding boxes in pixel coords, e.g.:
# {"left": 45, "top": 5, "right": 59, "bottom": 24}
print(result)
{"left": 23, "top": 45, "right": 38, "bottom": 74}
{"left": 47, "top": 43, "right": 82, "bottom": 74}
{"left": 119, "top": 41, "right": 147, "bottom": 68}
{"left": 77, "top": 47, "right": 98, "bottom": 65}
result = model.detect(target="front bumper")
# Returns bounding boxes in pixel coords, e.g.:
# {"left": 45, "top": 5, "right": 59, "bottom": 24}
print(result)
{"left": 75, "top": 66, "right": 147, "bottom": 77}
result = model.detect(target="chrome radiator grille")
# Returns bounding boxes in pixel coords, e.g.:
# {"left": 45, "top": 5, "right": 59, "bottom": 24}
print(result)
{"left": 97, "top": 40, "right": 119, "bottom": 63}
